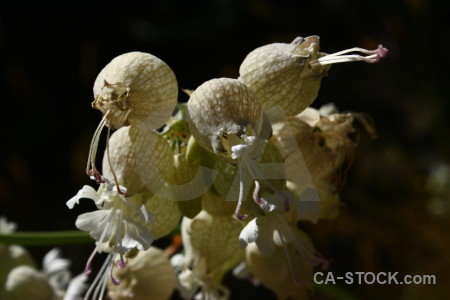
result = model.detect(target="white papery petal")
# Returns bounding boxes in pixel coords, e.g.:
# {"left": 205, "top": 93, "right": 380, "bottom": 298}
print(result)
{"left": 232, "top": 261, "right": 251, "bottom": 279}
{"left": 239, "top": 218, "right": 259, "bottom": 249}
{"left": 75, "top": 210, "right": 111, "bottom": 242}
{"left": 170, "top": 253, "right": 185, "bottom": 269}
{"left": 43, "top": 248, "right": 70, "bottom": 274}
{"left": 63, "top": 273, "right": 88, "bottom": 300}
{"left": 66, "top": 185, "right": 99, "bottom": 209}
{"left": 121, "top": 221, "right": 153, "bottom": 251}
{"left": 0, "top": 216, "right": 17, "bottom": 233}
{"left": 177, "top": 269, "right": 198, "bottom": 300}
{"left": 231, "top": 144, "right": 248, "bottom": 160}
{"left": 297, "top": 107, "right": 321, "bottom": 126}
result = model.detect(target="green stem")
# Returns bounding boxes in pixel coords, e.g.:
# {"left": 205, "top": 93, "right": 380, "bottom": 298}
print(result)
{"left": 0, "top": 231, "right": 93, "bottom": 246}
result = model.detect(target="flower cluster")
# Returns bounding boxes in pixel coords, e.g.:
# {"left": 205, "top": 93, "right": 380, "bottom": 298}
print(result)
{"left": 67, "top": 37, "right": 387, "bottom": 299}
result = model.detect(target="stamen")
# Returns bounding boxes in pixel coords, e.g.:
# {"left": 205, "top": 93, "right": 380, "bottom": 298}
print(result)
{"left": 244, "top": 159, "right": 290, "bottom": 212}
{"left": 86, "top": 113, "right": 108, "bottom": 182}
{"left": 84, "top": 254, "right": 110, "bottom": 300}
{"left": 83, "top": 245, "right": 100, "bottom": 275}
{"left": 252, "top": 181, "right": 265, "bottom": 205}
{"left": 115, "top": 208, "right": 127, "bottom": 269}
{"left": 117, "top": 258, "right": 126, "bottom": 269}
{"left": 88, "top": 168, "right": 105, "bottom": 184}
{"left": 97, "top": 274, "right": 108, "bottom": 300}
{"left": 109, "top": 261, "right": 121, "bottom": 285}
{"left": 312, "top": 45, "right": 388, "bottom": 66}
{"left": 235, "top": 167, "right": 248, "bottom": 221}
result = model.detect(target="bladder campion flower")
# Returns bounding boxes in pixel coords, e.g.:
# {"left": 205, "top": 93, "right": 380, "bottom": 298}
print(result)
{"left": 87, "top": 52, "right": 178, "bottom": 186}
{"left": 238, "top": 36, "right": 388, "bottom": 121}
{"left": 67, "top": 125, "right": 179, "bottom": 299}
{"left": 187, "top": 78, "right": 289, "bottom": 220}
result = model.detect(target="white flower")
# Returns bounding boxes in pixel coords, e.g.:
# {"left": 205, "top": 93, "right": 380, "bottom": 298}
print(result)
{"left": 66, "top": 178, "right": 154, "bottom": 298}
{"left": 63, "top": 273, "right": 88, "bottom": 300}
{"left": 66, "top": 185, "right": 99, "bottom": 209}
{"left": 230, "top": 135, "right": 291, "bottom": 220}
{"left": 239, "top": 204, "right": 286, "bottom": 256}
{"left": 0, "top": 216, "right": 17, "bottom": 233}
{"left": 239, "top": 198, "right": 327, "bottom": 267}
{"left": 42, "top": 248, "right": 71, "bottom": 296}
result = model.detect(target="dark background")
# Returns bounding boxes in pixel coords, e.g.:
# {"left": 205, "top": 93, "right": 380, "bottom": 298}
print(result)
{"left": 1, "top": 1, "right": 449, "bottom": 299}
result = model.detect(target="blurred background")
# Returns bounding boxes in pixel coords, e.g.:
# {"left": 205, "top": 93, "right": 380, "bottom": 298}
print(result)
{"left": 0, "top": 0, "right": 449, "bottom": 299}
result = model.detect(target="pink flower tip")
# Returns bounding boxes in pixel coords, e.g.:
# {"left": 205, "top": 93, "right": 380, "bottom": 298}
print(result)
{"left": 377, "top": 45, "right": 389, "bottom": 58}
{"left": 117, "top": 260, "right": 127, "bottom": 269}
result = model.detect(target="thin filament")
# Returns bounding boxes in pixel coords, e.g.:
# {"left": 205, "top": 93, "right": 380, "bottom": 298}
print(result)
{"left": 84, "top": 255, "right": 110, "bottom": 300}
{"left": 234, "top": 165, "right": 248, "bottom": 220}
{"left": 84, "top": 245, "right": 100, "bottom": 275}
{"left": 86, "top": 114, "right": 108, "bottom": 181}
{"left": 94, "top": 255, "right": 114, "bottom": 299}
{"left": 312, "top": 45, "right": 388, "bottom": 66}
{"left": 244, "top": 159, "right": 290, "bottom": 211}
{"left": 252, "top": 181, "right": 264, "bottom": 205}
{"left": 116, "top": 208, "right": 127, "bottom": 268}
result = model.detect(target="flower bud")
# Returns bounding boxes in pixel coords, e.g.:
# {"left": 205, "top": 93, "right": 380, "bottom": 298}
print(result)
{"left": 143, "top": 192, "right": 182, "bottom": 240}
{"left": 102, "top": 125, "right": 174, "bottom": 195}
{"left": 187, "top": 78, "right": 263, "bottom": 159}
{"left": 170, "top": 153, "right": 203, "bottom": 218}
{"left": 93, "top": 52, "right": 178, "bottom": 130}
{"left": 108, "top": 247, "right": 176, "bottom": 300}
{"left": 239, "top": 36, "right": 387, "bottom": 121}
{"left": 184, "top": 211, "right": 243, "bottom": 273}
{"left": 239, "top": 36, "right": 325, "bottom": 120}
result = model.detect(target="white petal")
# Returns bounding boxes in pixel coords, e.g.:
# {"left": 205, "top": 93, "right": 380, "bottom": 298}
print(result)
{"left": 121, "top": 222, "right": 154, "bottom": 252}
{"left": 297, "top": 107, "right": 320, "bottom": 126}
{"left": 43, "top": 248, "right": 70, "bottom": 274}
{"left": 63, "top": 273, "right": 88, "bottom": 300}
{"left": 177, "top": 269, "right": 198, "bottom": 300}
{"left": 66, "top": 185, "right": 99, "bottom": 209}
{"left": 232, "top": 261, "right": 250, "bottom": 279}
{"left": 239, "top": 218, "right": 259, "bottom": 249}
{"left": 170, "top": 253, "right": 185, "bottom": 269}
{"left": 0, "top": 216, "right": 17, "bottom": 233}
{"left": 231, "top": 144, "right": 248, "bottom": 159}
{"left": 75, "top": 210, "right": 111, "bottom": 242}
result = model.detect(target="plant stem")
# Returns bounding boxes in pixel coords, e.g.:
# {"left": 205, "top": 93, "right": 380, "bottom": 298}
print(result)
{"left": 0, "top": 231, "right": 92, "bottom": 246}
